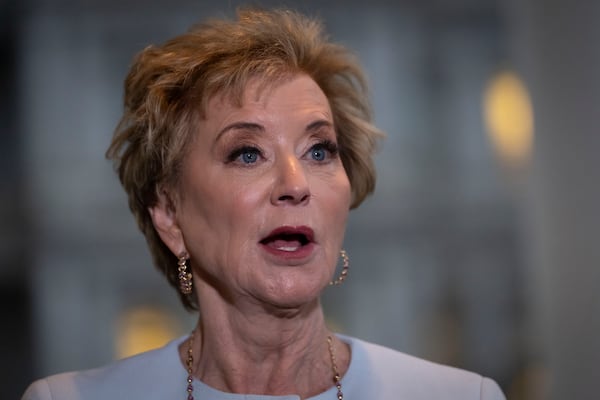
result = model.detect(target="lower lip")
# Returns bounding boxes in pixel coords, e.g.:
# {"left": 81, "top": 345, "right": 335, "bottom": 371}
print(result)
{"left": 259, "top": 242, "right": 316, "bottom": 262}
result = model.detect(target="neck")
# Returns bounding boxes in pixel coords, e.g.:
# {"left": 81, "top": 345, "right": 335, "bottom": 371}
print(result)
{"left": 179, "top": 281, "right": 349, "bottom": 398}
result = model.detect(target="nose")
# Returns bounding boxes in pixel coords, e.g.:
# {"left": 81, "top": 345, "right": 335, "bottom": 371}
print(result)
{"left": 271, "top": 155, "right": 311, "bottom": 206}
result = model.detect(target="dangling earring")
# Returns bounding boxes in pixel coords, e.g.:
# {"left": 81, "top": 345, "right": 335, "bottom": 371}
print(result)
{"left": 178, "top": 253, "right": 193, "bottom": 294}
{"left": 329, "top": 249, "right": 349, "bottom": 286}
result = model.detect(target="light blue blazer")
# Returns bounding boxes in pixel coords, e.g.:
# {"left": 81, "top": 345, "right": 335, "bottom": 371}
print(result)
{"left": 22, "top": 335, "right": 505, "bottom": 400}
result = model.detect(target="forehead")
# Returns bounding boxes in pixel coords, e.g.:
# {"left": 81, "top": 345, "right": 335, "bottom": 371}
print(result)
{"left": 204, "top": 74, "right": 331, "bottom": 119}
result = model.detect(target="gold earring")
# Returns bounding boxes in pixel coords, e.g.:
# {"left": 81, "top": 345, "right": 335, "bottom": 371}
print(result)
{"left": 329, "top": 249, "right": 349, "bottom": 286}
{"left": 178, "top": 253, "right": 193, "bottom": 294}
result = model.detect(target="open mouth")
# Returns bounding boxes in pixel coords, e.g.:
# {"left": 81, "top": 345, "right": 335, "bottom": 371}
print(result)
{"left": 260, "top": 226, "right": 314, "bottom": 253}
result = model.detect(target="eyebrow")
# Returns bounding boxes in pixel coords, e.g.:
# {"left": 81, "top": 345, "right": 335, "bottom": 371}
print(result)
{"left": 216, "top": 122, "right": 264, "bottom": 142}
{"left": 306, "top": 119, "right": 334, "bottom": 132}
{"left": 215, "top": 118, "right": 334, "bottom": 142}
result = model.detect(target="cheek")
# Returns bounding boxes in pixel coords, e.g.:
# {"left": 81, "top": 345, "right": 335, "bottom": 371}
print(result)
{"left": 328, "top": 171, "right": 352, "bottom": 210}
{"left": 318, "top": 172, "right": 352, "bottom": 228}
{"left": 335, "top": 176, "right": 352, "bottom": 233}
{"left": 199, "top": 176, "right": 270, "bottom": 244}
{"left": 178, "top": 179, "right": 268, "bottom": 280}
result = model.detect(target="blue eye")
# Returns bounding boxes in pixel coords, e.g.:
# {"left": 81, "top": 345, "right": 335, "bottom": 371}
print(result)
{"left": 227, "top": 146, "right": 262, "bottom": 164}
{"left": 240, "top": 148, "right": 260, "bottom": 164}
{"left": 308, "top": 141, "right": 338, "bottom": 162}
{"left": 311, "top": 146, "right": 326, "bottom": 161}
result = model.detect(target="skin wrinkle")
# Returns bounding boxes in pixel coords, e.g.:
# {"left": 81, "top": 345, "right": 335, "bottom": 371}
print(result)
{"left": 149, "top": 74, "right": 351, "bottom": 397}
{"left": 107, "top": 10, "right": 383, "bottom": 313}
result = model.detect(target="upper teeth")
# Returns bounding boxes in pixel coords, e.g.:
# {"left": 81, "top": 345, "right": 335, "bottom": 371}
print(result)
{"left": 277, "top": 245, "right": 300, "bottom": 252}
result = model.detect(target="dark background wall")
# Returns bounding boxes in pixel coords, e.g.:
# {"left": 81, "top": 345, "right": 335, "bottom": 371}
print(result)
{"left": 2, "top": 1, "right": 599, "bottom": 399}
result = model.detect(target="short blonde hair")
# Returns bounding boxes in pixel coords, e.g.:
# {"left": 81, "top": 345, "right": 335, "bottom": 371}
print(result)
{"left": 107, "top": 8, "right": 384, "bottom": 310}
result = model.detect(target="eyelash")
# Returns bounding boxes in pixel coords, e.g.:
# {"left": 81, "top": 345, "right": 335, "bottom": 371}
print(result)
{"left": 308, "top": 140, "right": 339, "bottom": 162}
{"left": 226, "top": 145, "right": 263, "bottom": 164}
{"left": 225, "top": 140, "right": 339, "bottom": 165}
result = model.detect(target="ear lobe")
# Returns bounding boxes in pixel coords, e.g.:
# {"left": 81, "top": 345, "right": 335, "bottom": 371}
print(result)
{"left": 148, "top": 189, "right": 187, "bottom": 257}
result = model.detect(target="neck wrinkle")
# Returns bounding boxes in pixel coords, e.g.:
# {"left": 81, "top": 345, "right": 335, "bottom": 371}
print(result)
{"left": 185, "top": 284, "right": 338, "bottom": 398}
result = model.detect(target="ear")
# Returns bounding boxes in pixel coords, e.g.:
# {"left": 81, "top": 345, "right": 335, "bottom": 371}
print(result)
{"left": 148, "top": 188, "right": 187, "bottom": 257}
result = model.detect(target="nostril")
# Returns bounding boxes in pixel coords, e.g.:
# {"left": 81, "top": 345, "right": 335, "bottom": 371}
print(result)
{"left": 271, "top": 159, "right": 311, "bottom": 205}
{"left": 278, "top": 194, "right": 295, "bottom": 202}
{"left": 276, "top": 192, "right": 310, "bottom": 205}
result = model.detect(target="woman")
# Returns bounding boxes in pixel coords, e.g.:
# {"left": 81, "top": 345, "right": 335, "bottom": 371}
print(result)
{"left": 23, "top": 8, "right": 505, "bottom": 400}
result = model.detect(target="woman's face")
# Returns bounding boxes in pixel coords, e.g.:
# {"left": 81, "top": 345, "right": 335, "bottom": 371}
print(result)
{"left": 152, "top": 74, "right": 351, "bottom": 309}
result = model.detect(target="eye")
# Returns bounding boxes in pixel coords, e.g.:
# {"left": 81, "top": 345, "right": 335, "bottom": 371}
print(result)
{"left": 311, "top": 146, "right": 326, "bottom": 161}
{"left": 240, "top": 148, "right": 260, "bottom": 164}
{"left": 308, "top": 140, "right": 338, "bottom": 162}
{"left": 227, "top": 146, "right": 262, "bottom": 164}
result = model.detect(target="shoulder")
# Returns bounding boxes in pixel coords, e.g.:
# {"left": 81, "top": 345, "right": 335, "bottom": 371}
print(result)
{"left": 340, "top": 335, "right": 505, "bottom": 400}
{"left": 21, "top": 337, "right": 186, "bottom": 400}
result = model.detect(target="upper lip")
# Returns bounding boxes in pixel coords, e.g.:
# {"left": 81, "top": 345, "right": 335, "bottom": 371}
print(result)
{"left": 260, "top": 226, "right": 315, "bottom": 245}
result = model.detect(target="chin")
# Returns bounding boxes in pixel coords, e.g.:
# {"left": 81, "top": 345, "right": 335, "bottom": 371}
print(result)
{"left": 259, "top": 279, "right": 326, "bottom": 311}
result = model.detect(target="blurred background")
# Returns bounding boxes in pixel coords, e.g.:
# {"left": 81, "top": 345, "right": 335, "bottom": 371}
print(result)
{"left": 2, "top": 0, "right": 599, "bottom": 399}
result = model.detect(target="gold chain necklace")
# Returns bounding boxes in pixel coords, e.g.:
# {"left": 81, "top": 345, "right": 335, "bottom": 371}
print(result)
{"left": 185, "top": 331, "right": 344, "bottom": 400}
